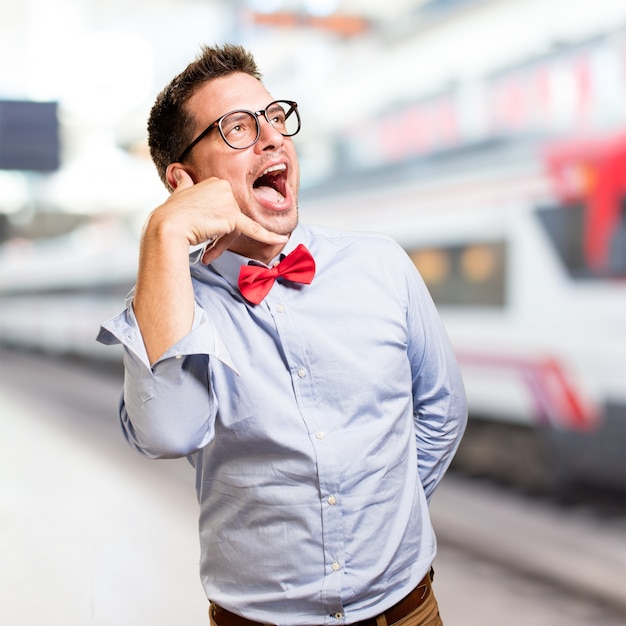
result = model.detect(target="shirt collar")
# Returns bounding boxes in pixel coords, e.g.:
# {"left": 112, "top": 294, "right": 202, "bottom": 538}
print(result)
{"left": 193, "top": 223, "right": 308, "bottom": 290}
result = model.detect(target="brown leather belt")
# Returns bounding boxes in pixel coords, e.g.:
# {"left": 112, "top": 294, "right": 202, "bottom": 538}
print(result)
{"left": 210, "top": 569, "right": 434, "bottom": 626}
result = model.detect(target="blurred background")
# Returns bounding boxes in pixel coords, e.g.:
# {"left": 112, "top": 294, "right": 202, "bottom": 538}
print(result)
{"left": 0, "top": 0, "right": 624, "bottom": 624}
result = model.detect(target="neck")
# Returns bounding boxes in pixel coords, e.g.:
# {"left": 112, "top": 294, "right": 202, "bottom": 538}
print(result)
{"left": 229, "top": 235, "right": 289, "bottom": 265}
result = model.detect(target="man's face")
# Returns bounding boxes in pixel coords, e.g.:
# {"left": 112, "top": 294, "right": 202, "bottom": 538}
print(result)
{"left": 181, "top": 72, "right": 300, "bottom": 239}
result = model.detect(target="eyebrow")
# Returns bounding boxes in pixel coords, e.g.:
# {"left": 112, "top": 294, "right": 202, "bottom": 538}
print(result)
{"left": 222, "top": 111, "right": 252, "bottom": 123}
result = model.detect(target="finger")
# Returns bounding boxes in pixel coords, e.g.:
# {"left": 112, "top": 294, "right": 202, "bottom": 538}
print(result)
{"left": 235, "top": 213, "right": 289, "bottom": 246}
{"left": 172, "top": 167, "right": 195, "bottom": 191}
{"left": 165, "top": 164, "right": 195, "bottom": 191}
{"left": 201, "top": 232, "right": 239, "bottom": 264}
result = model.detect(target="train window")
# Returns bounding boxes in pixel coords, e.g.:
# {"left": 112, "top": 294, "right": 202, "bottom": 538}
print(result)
{"left": 409, "top": 249, "right": 450, "bottom": 285}
{"left": 408, "top": 241, "right": 506, "bottom": 307}
{"left": 536, "top": 200, "right": 626, "bottom": 279}
{"left": 461, "top": 245, "right": 498, "bottom": 282}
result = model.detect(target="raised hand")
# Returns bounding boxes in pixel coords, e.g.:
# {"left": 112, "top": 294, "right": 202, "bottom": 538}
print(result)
{"left": 133, "top": 168, "right": 287, "bottom": 364}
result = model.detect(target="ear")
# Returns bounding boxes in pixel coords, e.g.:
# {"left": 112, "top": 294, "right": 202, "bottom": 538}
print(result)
{"left": 165, "top": 163, "right": 195, "bottom": 191}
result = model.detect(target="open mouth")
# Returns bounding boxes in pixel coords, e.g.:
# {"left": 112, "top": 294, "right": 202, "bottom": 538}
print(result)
{"left": 253, "top": 163, "right": 288, "bottom": 205}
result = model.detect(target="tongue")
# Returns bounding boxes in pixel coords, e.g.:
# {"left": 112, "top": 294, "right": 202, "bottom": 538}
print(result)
{"left": 254, "top": 185, "right": 284, "bottom": 203}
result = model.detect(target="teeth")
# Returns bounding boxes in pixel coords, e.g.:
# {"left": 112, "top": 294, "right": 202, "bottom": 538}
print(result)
{"left": 261, "top": 163, "right": 286, "bottom": 176}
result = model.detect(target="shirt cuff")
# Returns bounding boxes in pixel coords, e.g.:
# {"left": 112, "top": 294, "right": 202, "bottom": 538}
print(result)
{"left": 96, "top": 302, "right": 238, "bottom": 374}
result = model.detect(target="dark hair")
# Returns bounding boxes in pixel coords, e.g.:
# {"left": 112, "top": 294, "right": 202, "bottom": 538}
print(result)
{"left": 147, "top": 43, "right": 262, "bottom": 187}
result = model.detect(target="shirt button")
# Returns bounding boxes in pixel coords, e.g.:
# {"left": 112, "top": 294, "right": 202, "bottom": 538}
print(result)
{"left": 333, "top": 613, "right": 344, "bottom": 620}
{"left": 331, "top": 562, "right": 341, "bottom": 571}
{"left": 297, "top": 367, "right": 307, "bottom": 378}
{"left": 276, "top": 304, "right": 285, "bottom": 313}
{"left": 327, "top": 495, "right": 337, "bottom": 505}
{"left": 315, "top": 431, "right": 325, "bottom": 440}
{"left": 175, "top": 354, "right": 183, "bottom": 360}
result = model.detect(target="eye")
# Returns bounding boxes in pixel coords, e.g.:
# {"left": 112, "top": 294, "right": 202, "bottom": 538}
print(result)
{"left": 221, "top": 112, "right": 255, "bottom": 137}
{"left": 267, "top": 106, "right": 287, "bottom": 129}
{"left": 225, "top": 124, "right": 243, "bottom": 137}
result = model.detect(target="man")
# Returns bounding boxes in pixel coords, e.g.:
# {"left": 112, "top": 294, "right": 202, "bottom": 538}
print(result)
{"left": 98, "top": 44, "right": 467, "bottom": 626}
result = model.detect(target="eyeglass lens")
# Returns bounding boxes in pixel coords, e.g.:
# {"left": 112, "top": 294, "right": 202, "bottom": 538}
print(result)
{"left": 220, "top": 101, "right": 299, "bottom": 149}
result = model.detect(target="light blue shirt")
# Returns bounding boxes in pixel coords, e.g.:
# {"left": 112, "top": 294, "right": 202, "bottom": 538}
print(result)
{"left": 98, "top": 222, "right": 467, "bottom": 625}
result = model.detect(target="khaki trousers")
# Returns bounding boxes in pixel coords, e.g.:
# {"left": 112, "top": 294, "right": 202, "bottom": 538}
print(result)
{"left": 375, "top": 574, "right": 442, "bottom": 626}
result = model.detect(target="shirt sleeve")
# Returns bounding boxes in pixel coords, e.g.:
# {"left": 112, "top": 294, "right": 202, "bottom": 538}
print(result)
{"left": 97, "top": 302, "right": 237, "bottom": 459}
{"left": 403, "top": 255, "right": 468, "bottom": 501}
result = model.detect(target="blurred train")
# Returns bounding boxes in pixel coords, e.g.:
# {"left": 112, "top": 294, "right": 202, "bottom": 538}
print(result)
{"left": 0, "top": 133, "right": 624, "bottom": 497}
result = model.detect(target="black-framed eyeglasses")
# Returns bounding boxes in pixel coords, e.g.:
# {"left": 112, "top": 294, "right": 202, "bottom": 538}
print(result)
{"left": 177, "top": 99, "right": 300, "bottom": 161}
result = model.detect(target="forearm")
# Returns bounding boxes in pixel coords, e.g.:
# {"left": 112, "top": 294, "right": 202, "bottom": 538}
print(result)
{"left": 133, "top": 213, "right": 196, "bottom": 365}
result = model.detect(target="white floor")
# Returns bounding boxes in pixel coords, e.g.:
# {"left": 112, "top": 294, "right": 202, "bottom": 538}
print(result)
{"left": 1, "top": 387, "right": 207, "bottom": 626}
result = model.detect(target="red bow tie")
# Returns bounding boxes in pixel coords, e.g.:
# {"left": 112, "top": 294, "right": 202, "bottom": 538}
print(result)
{"left": 238, "top": 244, "right": 316, "bottom": 304}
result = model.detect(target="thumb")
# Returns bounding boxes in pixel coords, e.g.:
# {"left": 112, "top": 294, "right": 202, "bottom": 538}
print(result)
{"left": 168, "top": 166, "right": 194, "bottom": 191}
